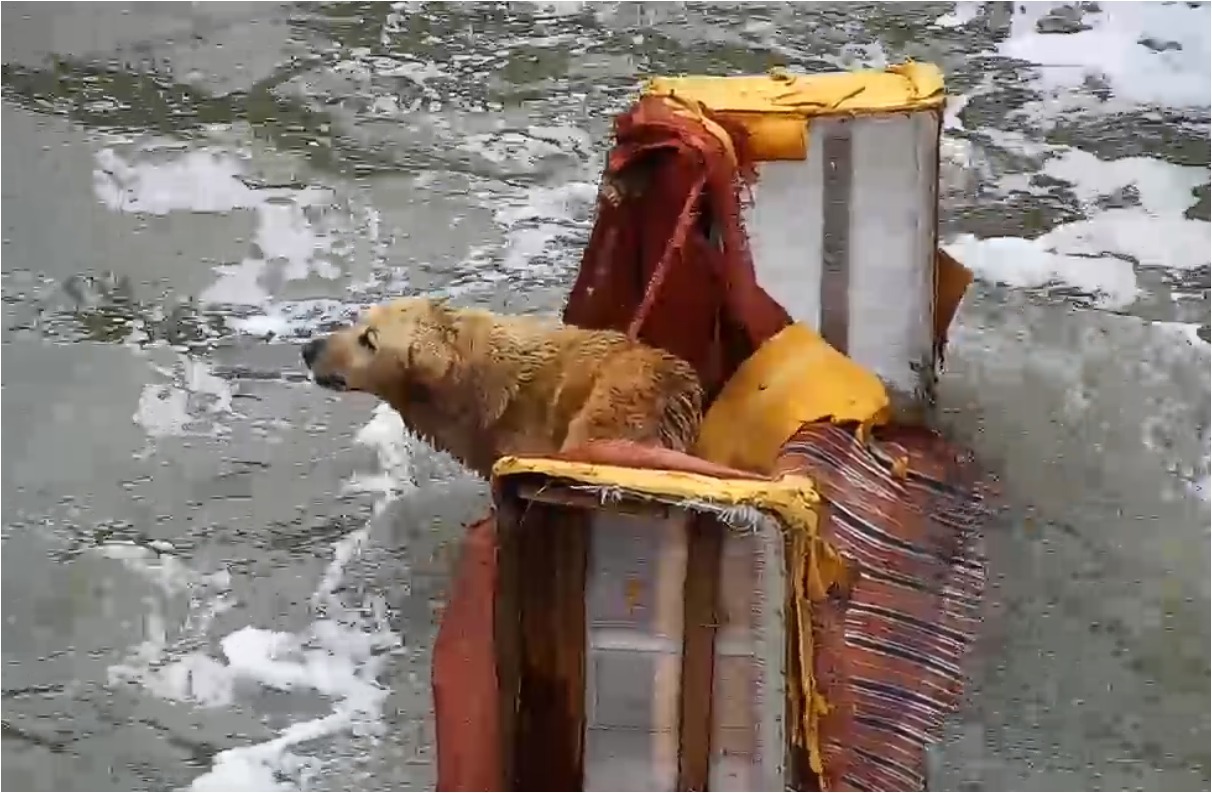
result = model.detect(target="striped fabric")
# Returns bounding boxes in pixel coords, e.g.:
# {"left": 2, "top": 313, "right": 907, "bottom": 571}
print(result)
{"left": 776, "top": 422, "right": 990, "bottom": 791}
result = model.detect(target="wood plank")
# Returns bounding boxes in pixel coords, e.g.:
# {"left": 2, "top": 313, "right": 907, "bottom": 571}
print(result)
{"left": 677, "top": 512, "right": 725, "bottom": 790}
{"left": 493, "top": 501, "right": 522, "bottom": 791}
{"left": 820, "top": 120, "right": 853, "bottom": 355}
{"left": 509, "top": 498, "right": 591, "bottom": 791}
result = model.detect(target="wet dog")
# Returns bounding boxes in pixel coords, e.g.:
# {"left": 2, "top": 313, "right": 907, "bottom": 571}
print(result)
{"left": 303, "top": 297, "right": 703, "bottom": 479}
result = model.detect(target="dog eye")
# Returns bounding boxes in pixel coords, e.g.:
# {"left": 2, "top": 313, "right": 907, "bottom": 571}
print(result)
{"left": 358, "top": 329, "right": 377, "bottom": 351}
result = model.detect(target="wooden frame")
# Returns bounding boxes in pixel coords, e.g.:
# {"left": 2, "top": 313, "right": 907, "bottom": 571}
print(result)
{"left": 494, "top": 475, "right": 793, "bottom": 792}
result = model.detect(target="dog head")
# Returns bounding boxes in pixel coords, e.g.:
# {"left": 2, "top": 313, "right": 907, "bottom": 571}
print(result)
{"left": 302, "top": 296, "right": 459, "bottom": 402}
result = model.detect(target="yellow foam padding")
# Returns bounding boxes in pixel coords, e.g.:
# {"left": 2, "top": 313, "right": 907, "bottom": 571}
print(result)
{"left": 644, "top": 62, "right": 946, "bottom": 161}
{"left": 694, "top": 323, "right": 890, "bottom": 474}
{"left": 936, "top": 247, "right": 973, "bottom": 344}
{"left": 491, "top": 454, "right": 842, "bottom": 775}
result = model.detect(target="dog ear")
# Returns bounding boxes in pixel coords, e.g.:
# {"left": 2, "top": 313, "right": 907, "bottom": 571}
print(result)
{"left": 404, "top": 334, "right": 455, "bottom": 385}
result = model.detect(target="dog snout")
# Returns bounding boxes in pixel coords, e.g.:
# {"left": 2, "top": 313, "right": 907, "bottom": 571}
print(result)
{"left": 302, "top": 338, "right": 324, "bottom": 369}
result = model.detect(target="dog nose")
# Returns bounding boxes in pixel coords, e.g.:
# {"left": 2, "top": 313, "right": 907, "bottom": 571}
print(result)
{"left": 302, "top": 338, "right": 323, "bottom": 368}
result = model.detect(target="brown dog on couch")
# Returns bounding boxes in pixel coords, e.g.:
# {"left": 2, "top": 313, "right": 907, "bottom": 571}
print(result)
{"left": 302, "top": 297, "right": 704, "bottom": 479}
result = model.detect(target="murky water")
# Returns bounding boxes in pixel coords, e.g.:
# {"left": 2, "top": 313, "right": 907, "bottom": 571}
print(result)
{"left": 2, "top": 2, "right": 1208, "bottom": 791}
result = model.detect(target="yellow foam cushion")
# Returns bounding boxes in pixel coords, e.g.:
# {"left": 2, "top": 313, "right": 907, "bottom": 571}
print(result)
{"left": 695, "top": 323, "right": 890, "bottom": 474}
{"left": 645, "top": 62, "right": 946, "bottom": 161}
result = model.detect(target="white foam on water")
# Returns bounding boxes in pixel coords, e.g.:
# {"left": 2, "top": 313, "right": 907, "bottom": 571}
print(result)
{"left": 115, "top": 372, "right": 416, "bottom": 789}
{"left": 939, "top": 132, "right": 981, "bottom": 199}
{"left": 203, "top": 260, "right": 275, "bottom": 307}
{"left": 97, "top": 541, "right": 232, "bottom": 598}
{"left": 94, "top": 147, "right": 265, "bottom": 215}
{"left": 108, "top": 407, "right": 412, "bottom": 790}
{"left": 103, "top": 544, "right": 236, "bottom": 707}
{"left": 1044, "top": 210, "right": 1209, "bottom": 272}
{"left": 999, "top": 1, "right": 1211, "bottom": 110}
{"left": 943, "top": 93, "right": 970, "bottom": 133}
{"left": 459, "top": 128, "right": 582, "bottom": 171}
{"left": 946, "top": 232, "right": 1141, "bottom": 309}
{"left": 492, "top": 180, "right": 598, "bottom": 273}
{"left": 340, "top": 403, "right": 417, "bottom": 503}
{"left": 445, "top": 119, "right": 601, "bottom": 281}
{"left": 1042, "top": 148, "right": 1209, "bottom": 217}
{"left": 949, "top": 144, "right": 1210, "bottom": 306}
{"left": 181, "top": 405, "right": 412, "bottom": 792}
{"left": 133, "top": 354, "right": 239, "bottom": 441}
{"left": 133, "top": 384, "right": 198, "bottom": 439}
{"left": 527, "top": 1, "right": 590, "bottom": 16}
{"left": 228, "top": 200, "right": 388, "bottom": 339}
{"left": 228, "top": 298, "right": 364, "bottom": 340}
{"left": 933, "top": 2, "right": 981, "bottom": 29}
{"left": 947, "top": 164, "right": 1209, "bottom": 304}
{"left": 93, "top": 142, "right": 343, "bottom": 311}
{"left": 367, "top": 56, "right": 451, "bottom": 85}
{"left": 1031, "top": 149, "right": 1212, "bottom": 274}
